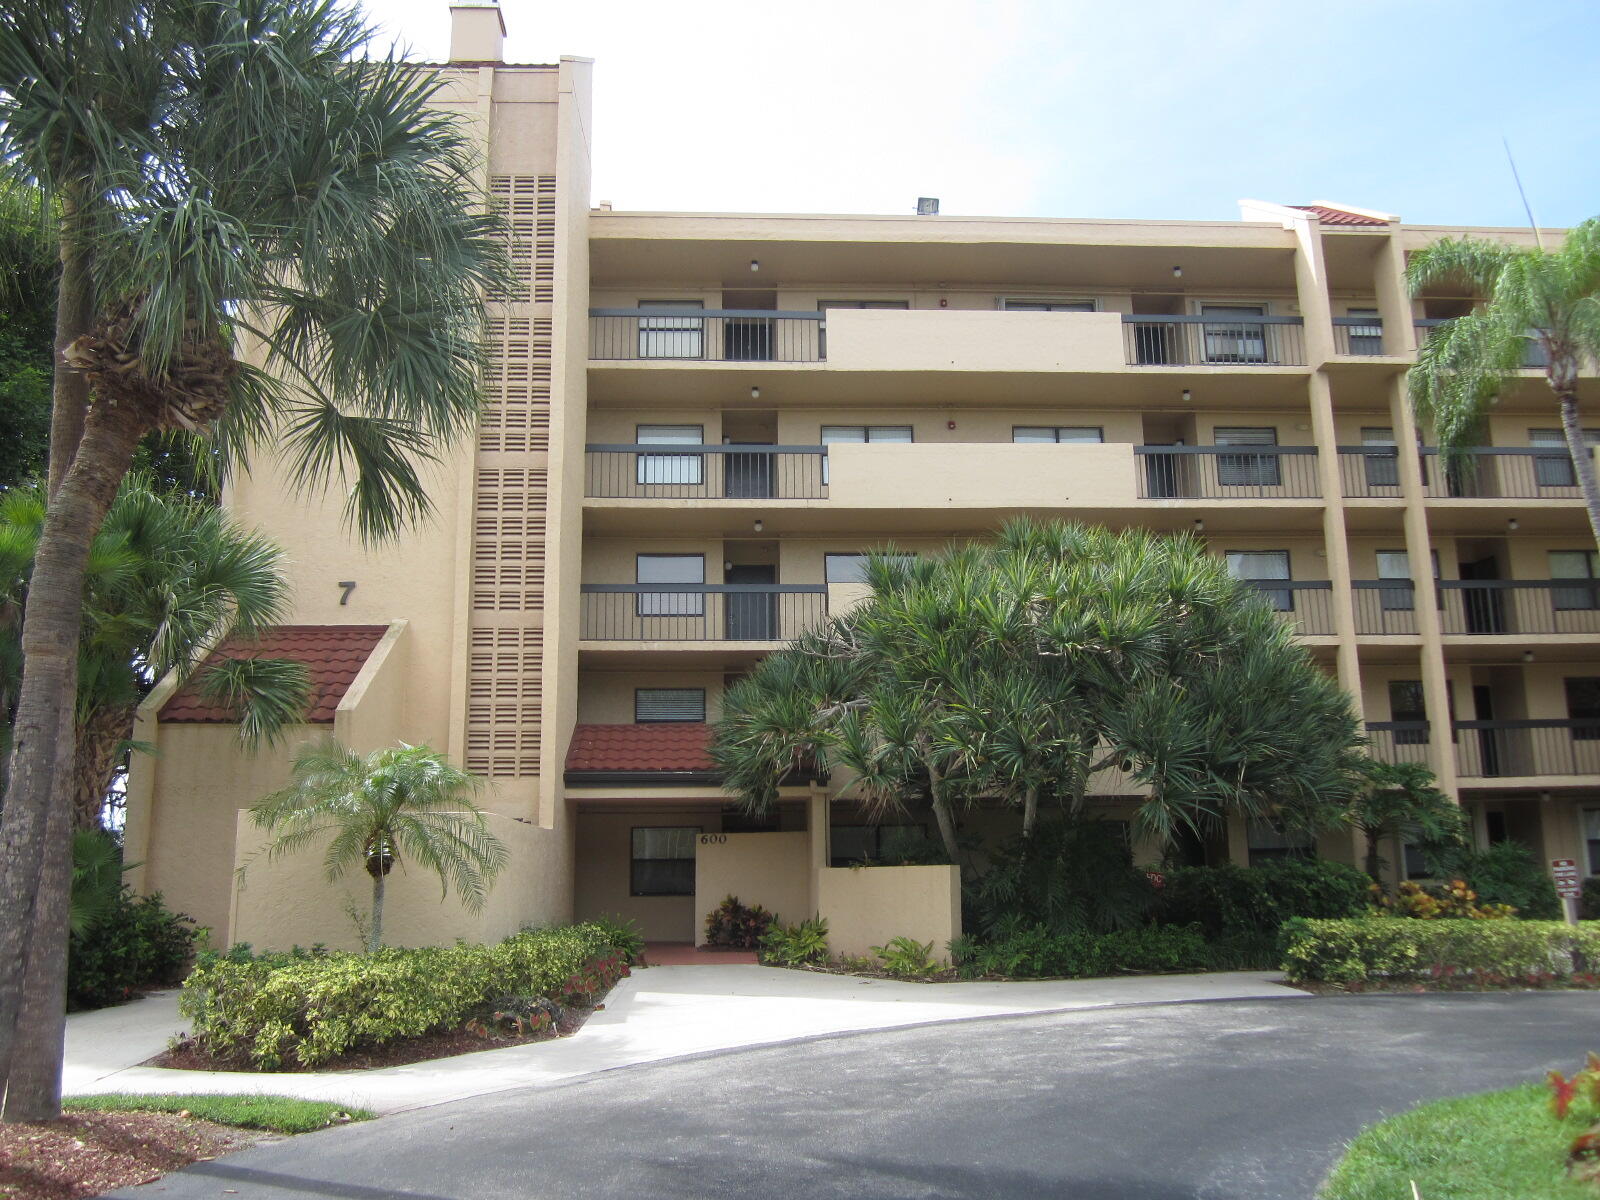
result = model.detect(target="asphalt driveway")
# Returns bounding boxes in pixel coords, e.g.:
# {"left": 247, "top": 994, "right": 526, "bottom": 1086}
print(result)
{"left": 115, "top": 992, "right": 1600, "bottom": 1199}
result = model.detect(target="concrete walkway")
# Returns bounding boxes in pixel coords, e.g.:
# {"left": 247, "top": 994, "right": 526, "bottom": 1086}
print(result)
{"left": 64, "top": 965, "right": 1307, "bottom": 1115}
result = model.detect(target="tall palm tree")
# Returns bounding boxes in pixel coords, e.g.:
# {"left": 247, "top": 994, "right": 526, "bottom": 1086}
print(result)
{"left": 1408, "top": 220, "right": 1600, "bottom": 546}
{"left": 0, "top": 0, "right": 508, "bottom": 1119}
{"left": 0, "top": 476, "right": 310, "bottom": 830}
{"left": 249, "top": 741, "right": 509, "bottom": 953}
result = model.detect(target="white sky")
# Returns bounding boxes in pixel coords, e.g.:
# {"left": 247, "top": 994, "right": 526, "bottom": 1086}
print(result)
{"left": 363, "top": 0, "right": 1600, "bottom": 227}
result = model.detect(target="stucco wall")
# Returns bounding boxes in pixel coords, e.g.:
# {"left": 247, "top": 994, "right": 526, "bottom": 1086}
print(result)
{"left": 817, "top": 864, "right": 961, "bottom": 962}
{"left": 572, "top": 805, "right": 722, "bottom": 941}
{"left": 694, "top": 832, "right": 810, "bottom": 942}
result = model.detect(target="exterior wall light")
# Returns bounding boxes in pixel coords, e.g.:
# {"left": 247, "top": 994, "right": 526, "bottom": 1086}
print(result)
{"left": 1181, "top": 389, "right": 1192, "bottom": 402}
{"left": 753, "top": 519, "right": 764, "bottom": 533}
{"left": 1507, "top": 517, "right": 1519, "bottom": 531}
{"left": 1522, "top": 651, "right": 1535, "bottom": 663}
{"left": 1172, "top": 266, "right": 1183, "bottom": 278}
{"left": 750, "top": 386, "right": 760, "bottom": 400}
{"left": 749, "top": 259, "right": 760, "bottom": 272}
{"left": 1193, "top": 518, "right": 1204, "bottom": 532}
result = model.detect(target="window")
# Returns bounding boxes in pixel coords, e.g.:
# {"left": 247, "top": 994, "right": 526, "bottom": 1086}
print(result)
{"left": 1389, "top": 680, "right": 1428, "bottom": 744}
{"left": 1376, "top": 550, "right": 1416, "bottom": 611}
{"left": 1402, "top": 842, "right": 1431, "bottom": 880}
{"left": 630, "top": 827, "right": 698, "bottom": 896}
{"left": 1201, "top": 304, "right": 1268, "bottom": 364}
{"left": 637, "top": 300, "right": 704, "bottom": 359}
{"left": 636, "top": 425, "right": 703, "bottom": 486}
{"left": 1003, "top": 299, "right": 1096, "bottom": 312}
{"left": 1214, "top": 427, "right": 1280, "bottom": 487}
{"left": 820, "top": 425, "right": 912, "bottom": 485}
{"left": 1530, "top": 428, "right": 1600, "bottom": 488}
{"left": 1585, "top": 810, "right": 1600, "bottom": 876}
{"left": 1564, "top": 677, "right": 1600, "bottom": 741}
{"left": 829, "top": 824, "right": 927, "bottom": 867}
{"left": 825, "top": 552, "right": 916, "bottom": 584}
{"left": 1345, "top": 308, "right": 1383, "bottom": 355}
{"left": 635, "top": 688, "right": 706, "bottom": 723}
{"left": 1550, "top": 550, "right": 1600, "bottom": 611}
{"left": 1225, "top": 550, "right": 1292, "bottom": 612}
{"left": 1246, "top": 819, "right": 1314, "bottom": 866}
{"left": 1012, "top": 427, "right": 1104, "bottom": 444}
{"left": 1360, "top": 426, "right": 1400, "bottom": 488}
{"left": 637, "top": 554, "right": 704, "bottom": 617}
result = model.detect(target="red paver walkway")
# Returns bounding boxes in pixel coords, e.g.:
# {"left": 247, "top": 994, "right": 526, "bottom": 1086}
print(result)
{"left": 645, "top": 942, "right": 758, "bottom": 966}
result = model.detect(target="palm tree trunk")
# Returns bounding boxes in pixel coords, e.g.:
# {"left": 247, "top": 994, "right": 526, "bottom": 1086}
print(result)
{"left": 72, "top": 707, "right": 135, "bottom": 833}
{"left": 1555, "top": 378, "right": 1600, "bottom": 550}
{"left": 4, "top": 795, "right": 71, "bottom": 1121}
{"left": 368, "top": 870, "right": 385, "bottom": 953}
{"left": 1022, "top": 787, "right": 1039, "bottom": 839}
{"left": 1363, "top": 829, "right": 1383, "bottom": 885}
{"left": 926, "top": 765, "right": 961, "bottom": 869}
{"left": 0, "top": 402, "right": 150, "bottom": 1115}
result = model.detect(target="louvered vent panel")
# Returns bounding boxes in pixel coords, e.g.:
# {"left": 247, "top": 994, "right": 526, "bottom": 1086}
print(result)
{"left": 464, "top": 628, "right": 544, "bottom": 777}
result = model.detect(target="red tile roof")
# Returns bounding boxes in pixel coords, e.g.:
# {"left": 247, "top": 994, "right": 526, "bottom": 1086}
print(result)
{"left": 160, "top": 625, "right": 388, "bottom": 724}
{"left": 565, "top": 723, "right": 715, "bottom": 773}
{"left": 1292, "top": 204, "right": 1388, "bottom": 227}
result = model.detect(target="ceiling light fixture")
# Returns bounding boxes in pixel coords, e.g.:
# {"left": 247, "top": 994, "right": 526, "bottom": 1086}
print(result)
{"left": 1507, "top": 517, "right": 1519, "bottom": 532}
{"left": 1181, "top": 389, "right": 1192, "bottom": 402}
{"left": 1193, "top": 518, "right": 1204, "bottom": 532}
{"left": 749, "top": 259, "right": 760, "bottom": 272}
{"left": 753, "top": 519, "right": 764, "bottom": 533}
{"left": 1172, "top": 266, "right": 1183, "bottom": 279}
{"left": 750, "top": 386, "right": 760, "bottom": 400}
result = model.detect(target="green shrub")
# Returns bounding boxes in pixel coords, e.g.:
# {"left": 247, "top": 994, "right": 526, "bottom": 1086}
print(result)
{"left": 968, "top": 818, "right": 1158, "bottom": 936}
{"left": 759, "top": 917, "right": 829, "bottom": 967}
{"left": 68, "top": 888, "right": 197, "bottom": 1011}
{"left": 1279, "top": 916, "right": 1600, "bottom": 985}
{"left": 1155, "top": 859, "right": 1369, "bottom": 940}
{"left": 950, "top": 923, "right": 1210, "bottom": 979}
{"left": 1456, "top": 842, "right": 1563, "bottom": 919}
{"left": 179, "top": 923, "right": 621, "bottom": 1070}
{"left": 872, "top": 935, "right": 939, "bottom": 979}
{"left": 588, "top": 913, "right": 646, "bottom": 964}
{"left": 1583, "top": 877, "right": 1600, "bottom": 922}
{"left": 702, "top": 895, "right": 774, "bottom": 949}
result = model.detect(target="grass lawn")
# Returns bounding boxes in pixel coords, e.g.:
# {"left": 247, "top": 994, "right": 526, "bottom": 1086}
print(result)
{"left": 63, "top": 1093, "right": 373, "bottom": 1134}
{"left": 1320, "top": 1081, "right": 1595, "bottom": 1199}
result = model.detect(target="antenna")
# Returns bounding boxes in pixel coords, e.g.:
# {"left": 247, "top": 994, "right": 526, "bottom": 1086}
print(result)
{"left": 1502, "top": 136, "right": 1544, "bottom": 251}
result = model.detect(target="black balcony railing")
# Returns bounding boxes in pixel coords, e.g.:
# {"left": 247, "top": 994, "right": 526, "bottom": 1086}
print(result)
{"left": 589, "top": 309, "right": 826, "bottom": 362}
{"left": 1437, "top": 580, "right": 1600, "bottom": 636}
{"left": 1365, "top": 722, "right": 1433, "bottom": 766}
{"left": 1455, "top": 720, "right": 1600, "bottom": 778}
{"left": 1135, "top": 445, "right": 1320, "bottom": 499}
{"left": 1415, "top": 318, "right": 1549, "bottom": 369}
{"left": 1351, "top": 580, "right": 1424, "bottom": 635}
{"left": 1419, "top": 447, "right": 1589, "bottom": 499}
{"left": 579, "top": 584, "right": 827, "bottom": 642}
{"left": 1242, "top": 580, "right": 1335, "bottom": 635}
{"left": 1331, "top": 316, "right": 1388, "bottom": 356}
{"left": 1122, "top": 314, "right": 1305, "bottom": 367}
{"left": 1337, "top": 447, "right": 1413, "bottom": 497}
{"left": 585, "top": 445, "right": 829, "bottom": 499}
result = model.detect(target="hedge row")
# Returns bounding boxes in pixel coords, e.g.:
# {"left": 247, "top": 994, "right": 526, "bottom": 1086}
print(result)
{"left": 951, "top": 924, "right": 1211, "bottom": 979}
{"left": 179, "top": 923, "right": 622, "bottom": 1070}
{"left": 1280, "top": 917, "right": 1600, "bottom": 985}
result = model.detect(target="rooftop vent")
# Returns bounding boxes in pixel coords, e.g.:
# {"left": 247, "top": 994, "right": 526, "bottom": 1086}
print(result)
{"left": 916, "top": 197, "right": 940, "bottom": 216}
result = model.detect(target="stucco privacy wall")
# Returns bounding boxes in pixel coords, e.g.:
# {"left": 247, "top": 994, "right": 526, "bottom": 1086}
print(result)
{"left": 817, "top": 865, "right": 962, "bottom": 962}
{"left": 694, "top": 832, "right": 810, "bottom": 943}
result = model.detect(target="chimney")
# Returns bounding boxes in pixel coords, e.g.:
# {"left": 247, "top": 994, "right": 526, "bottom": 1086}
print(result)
{"left": 449, "top": 2, "right": 505, "bottom": 63}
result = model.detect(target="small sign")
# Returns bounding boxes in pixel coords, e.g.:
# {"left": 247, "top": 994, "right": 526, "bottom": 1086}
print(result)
{"left": 1552, "top": 859, "right": 1582, "bottom": 900}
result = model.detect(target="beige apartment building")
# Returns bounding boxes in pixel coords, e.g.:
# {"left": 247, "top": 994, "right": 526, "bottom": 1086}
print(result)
{"left": 122, "top": 3, "right": 1600, "bottom": 954}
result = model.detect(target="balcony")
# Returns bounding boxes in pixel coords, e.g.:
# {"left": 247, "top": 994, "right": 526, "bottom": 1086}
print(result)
{"left": 578, "top": 584, "right": 827, "bottom": 643}
{"left": 585, "top": 445, "right": 828, "bottom": 500}
{"left": 1351, "top": 581, "right": 1422, "bottom": 635}
{"left": 1438, "top": 580, "right": 1600, "bottom": 636}
{"left": 1456, "top": 720, "right": 1600, "bottom": 779}
{"left": 590, "top": 309, "right": 824, "bottom": 363}
{"left": 1135, "top": 445, "right": 1320, "bottom": 500}
{"left": 1242, "top": 580, "right": 1335, "bottom": 636}
{"left": 1364, "top": 722, "right": 1432, "bottom": 766}
{"left": 1122, "top": 315, "right": 1305, "bottom": 367}
{"left": 1340, "top": 447, "right": 1596, "bottom": 500}
{"left": 1331, "top": 316, "right": 1390, "bottom": 356}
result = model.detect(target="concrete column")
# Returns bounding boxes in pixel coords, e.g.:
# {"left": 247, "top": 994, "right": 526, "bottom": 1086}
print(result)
{"left": 1387, "top": 377, "right": 1459, "bottom": 797}
{"left": 1308, "top": 371, "right": 1363, "bottom": 710}
{"left": 807, "top": 790, "right": 829, "bottom": 916}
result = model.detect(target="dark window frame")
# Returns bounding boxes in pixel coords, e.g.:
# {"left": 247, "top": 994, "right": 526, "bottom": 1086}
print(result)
{"left": 634, "top": 687, "right": 707, "bottom": 723}
{"left": 630, "top": 825, "right": 701, "bottom": 897}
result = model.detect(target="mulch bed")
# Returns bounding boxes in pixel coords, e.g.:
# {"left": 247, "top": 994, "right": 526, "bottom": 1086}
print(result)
{"left": 151, "top": 991, "right": 608, "bottom": 1074}
{"left": 0, "top": 1110, "right": 267, "bottom": 1200}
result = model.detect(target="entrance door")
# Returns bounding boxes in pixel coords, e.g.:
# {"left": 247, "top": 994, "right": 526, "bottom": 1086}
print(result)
{"left": 723, "top": 443, "right": 774, "bottom": 499}
{"left": 1473, "top": 685, "right": 1501, "bottom": 777}
{"left": 725, "top": 564, "right": 777, "bottom": 640}
{"left": 1460, "top": 556, "right": 1506, "bottom": 634}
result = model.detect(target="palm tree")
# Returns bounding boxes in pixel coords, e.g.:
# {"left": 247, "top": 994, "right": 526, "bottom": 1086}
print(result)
{"left": 0, "top": 476, "right": 310, "bottom": 830}
{"left": 249, "top": 742, "right": 510, "bottom": 953}
{"left": 713, "top": 520, "right": 1363, "bottom": 870}
{"left": 0, "top": 0, "right": 507, "bottom": 1117}
{"left": 1408, "top": 220, "right": 1600, "bottom": 546}
{"left": 1346, "top": 759, "right": 1466, "bottom": 889}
